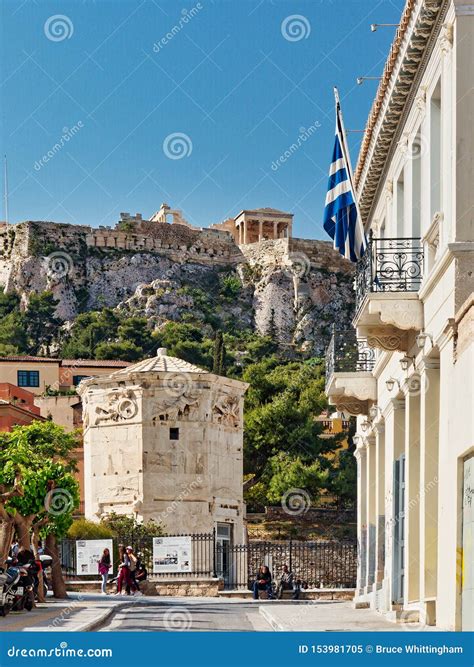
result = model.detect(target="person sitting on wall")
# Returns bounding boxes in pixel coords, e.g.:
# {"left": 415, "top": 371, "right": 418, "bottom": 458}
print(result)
{"left": 252, "top": 565, "right": 274, "bottom": 600}
{"left": 276, "top": 564, "right": 300, "bottom": 600}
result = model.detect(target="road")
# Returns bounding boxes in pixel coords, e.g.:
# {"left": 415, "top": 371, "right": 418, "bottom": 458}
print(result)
{"left": 98, "top": 600, "right": 272, "bottom": 632}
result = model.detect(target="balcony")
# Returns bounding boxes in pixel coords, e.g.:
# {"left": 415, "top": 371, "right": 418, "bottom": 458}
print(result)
{"left": 325, "top": 328, "right": 376, "bottom": 416}
{"left": 353, "top": 236, "right": 424, "bottom": 351}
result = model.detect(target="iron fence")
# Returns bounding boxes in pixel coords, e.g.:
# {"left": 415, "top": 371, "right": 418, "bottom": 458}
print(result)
{"left": 60, "top": 534, "right": 357, "bottom": 590}
{"left": 355, "top": 235, "right": 423, "bottom": 312}
{"left": 325, "top": 326, "right": 375, "bottom": 392}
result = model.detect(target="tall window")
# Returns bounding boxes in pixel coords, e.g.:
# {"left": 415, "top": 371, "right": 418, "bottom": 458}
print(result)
{"left": 17, "top": 370, "right": 39, "bottom": 388}
{"left": 430, "top": 80, "right": 442, "bottom": 218}
{"left": 396, "top": 169, "right": 405, "bottom": 236}
{"left": 411, "top": 130, "right": 422, "bottom": 237}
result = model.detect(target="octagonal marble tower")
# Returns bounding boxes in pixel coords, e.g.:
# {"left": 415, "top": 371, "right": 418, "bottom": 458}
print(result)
{"left": 77, "top": 349, "right": 249, "bottom": 542}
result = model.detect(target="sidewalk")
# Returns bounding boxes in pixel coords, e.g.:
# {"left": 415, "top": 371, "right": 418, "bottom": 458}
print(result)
{"left": 0, "top": 594, "right": 145, "bottom": 632}
{"left": 259, "top": 600, "right": 440, "bottom": 632}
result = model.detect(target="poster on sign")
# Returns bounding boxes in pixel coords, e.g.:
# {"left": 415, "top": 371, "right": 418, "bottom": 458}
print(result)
{"left": 76, "top": 539, "right": 114, "bottom": 576}
{"left": 153, "top": 536, "right": 192, "bottom": 573}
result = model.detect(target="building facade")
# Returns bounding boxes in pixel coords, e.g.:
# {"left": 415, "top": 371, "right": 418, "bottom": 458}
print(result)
{"left": 78, "top": 349, "right": 249, "bottom": 543}
{"left": 325, "top": 0, "right": 473, "bottom": 630}
{"left": 0, "top": 383, "right": 43, "bottom": 430}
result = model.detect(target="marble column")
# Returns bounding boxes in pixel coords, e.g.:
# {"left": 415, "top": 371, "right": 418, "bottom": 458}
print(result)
{"left": 355, "top": 443, "right": 368, "bottom": 594}
{"left": 383, "top": 398, "right": 405, "bottom": 608}
{"left": 258, "top": 220, "right": 263, "bottom": 241}
{"left": 366, "top": 434, "right": 377, "bottom": 589}
{"left": 404, "top": 378, "right": 421, "bottom": 606}
{"left": 374, "top": 421, "right": 386, "bottom": 585}
{"left": 243, "top": 220, "right": 248, "bottom": 244}
{"left": 419, "top": 357, "right": 440, "bottom": 624}
{"left": 273, "top": 221, "right": 278, "bottom": 239}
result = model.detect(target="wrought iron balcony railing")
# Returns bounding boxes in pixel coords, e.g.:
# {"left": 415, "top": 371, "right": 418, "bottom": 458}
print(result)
{"left": 355, "top": 235, "right": 424, "bottom": 313}
{"left": 325, "top": 327, "right": 376, "bottom": 393}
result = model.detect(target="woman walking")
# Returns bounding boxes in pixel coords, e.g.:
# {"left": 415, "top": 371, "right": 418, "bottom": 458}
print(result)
{"left": 98, "top": 548, "right": 112, "bottom": 595}
{"left": 116, "top": 545, "right": 138, "bottom": 595}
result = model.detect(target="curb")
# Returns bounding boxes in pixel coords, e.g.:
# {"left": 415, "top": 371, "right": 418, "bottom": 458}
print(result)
{"left": 73, "top": 602, "right": 132, "bottom": 632}
{"left": 258, "top": 606, "right": 286, "bottom": 632}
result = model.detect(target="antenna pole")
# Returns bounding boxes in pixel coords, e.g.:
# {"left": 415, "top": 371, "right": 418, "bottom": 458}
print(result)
{"left": 3, "top": 155, "right": 8, "bottom": 225}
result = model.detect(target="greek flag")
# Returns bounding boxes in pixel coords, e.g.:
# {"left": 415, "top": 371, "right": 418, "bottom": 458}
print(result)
{"left": 323, "top": 88, "right": 367, "bottom": 262}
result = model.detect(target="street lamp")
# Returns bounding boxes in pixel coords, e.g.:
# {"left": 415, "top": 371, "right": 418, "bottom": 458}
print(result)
{"left": 400, "top": 356, "right": 415, "bottom": 371}
{"left": 370, "top": 23, "right": 399, "bottom": 32}
{"left": 369, "top": 404, "right": 381, "bottom": 420}
{"left": 416, "top": 331, "right": 434, "bottom": 349}
{"left": 357, "top": 76, "right": 382, "bottom": 85}
{"left": 386, "top": 377, "right": 401, "bottom": 392}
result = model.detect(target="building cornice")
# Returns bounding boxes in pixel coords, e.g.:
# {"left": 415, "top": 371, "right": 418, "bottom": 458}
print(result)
{"left": 355, "top": 0, "right": 449, "bottom": 224}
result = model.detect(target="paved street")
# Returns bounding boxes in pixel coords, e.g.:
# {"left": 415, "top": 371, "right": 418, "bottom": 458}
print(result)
{"left": 98, "top": 601, "right": 271, "bottom": 632}
{"left": 0, "top": 594, "right": 441, "bottom": 632}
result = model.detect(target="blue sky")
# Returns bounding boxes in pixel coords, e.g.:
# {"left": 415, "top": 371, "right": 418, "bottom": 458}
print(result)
{"left": 0, "top": 0, "right": 403, "bottom": 239}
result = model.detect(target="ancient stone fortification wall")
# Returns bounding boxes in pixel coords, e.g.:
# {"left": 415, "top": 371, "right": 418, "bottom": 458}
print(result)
{"left": 0, "top": 220, "right": 240, "bottom": 268}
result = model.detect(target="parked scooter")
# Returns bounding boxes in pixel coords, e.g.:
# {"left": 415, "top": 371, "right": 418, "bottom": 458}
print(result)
{"left": 0, "top": 565, "right": 21, "bottom": 616}
{"left": 2, "top": 557, "right": 37, "bottom": 612}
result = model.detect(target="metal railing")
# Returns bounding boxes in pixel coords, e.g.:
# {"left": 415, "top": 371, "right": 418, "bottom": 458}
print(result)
{"left": 60, "top": 534, "right": 357, "bottom": 590}
{"left": 325, "top": 326, "right": 376, "bottom": 392}
{"left": 355, "top": 235, "right": 423, "bottom": 312}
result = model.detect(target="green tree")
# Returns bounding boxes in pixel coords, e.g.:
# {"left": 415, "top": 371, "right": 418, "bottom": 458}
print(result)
{"left": 212, "top": 331, "right": 226, "bottom": 375}
{"left": 0, "top": 421, "right": 80, "bottom": 596}
{"left": 0, "top": 311, "right": 28, "bottom": 355}
{"left": 24, "top": 291, "right": 61, "bottom": 355}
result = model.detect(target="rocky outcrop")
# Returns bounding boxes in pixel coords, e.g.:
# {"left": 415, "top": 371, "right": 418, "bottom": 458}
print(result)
{"left": 0, "top": 220, "right": 355, "bottom": 355}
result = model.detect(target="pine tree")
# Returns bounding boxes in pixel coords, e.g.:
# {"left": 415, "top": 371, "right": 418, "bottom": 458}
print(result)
{"left": 213, "top": 331, "right": 226, "bottom": 375}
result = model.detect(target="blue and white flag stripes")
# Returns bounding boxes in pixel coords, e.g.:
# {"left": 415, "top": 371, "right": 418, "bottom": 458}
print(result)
{"left": 323, "top": 88, "right": 367, "bottom": 262}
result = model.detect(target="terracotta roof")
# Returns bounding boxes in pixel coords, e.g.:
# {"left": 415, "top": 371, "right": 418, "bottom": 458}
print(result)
{"left": 110, "top": 348, "right": 207, "bottom": 376}
{"left": 354, "top": 0, "right": 447, "bottom": 221}
{"left": 355, "top": 0, "right": 417, "bottom": 188}
{"left": 0, "top": 356, "right": 131, "bottom": 367}
{"left": 61, "top": 359, "right": 131, "bottom": 368}
{"left": 0, "top": 356, "right": 60, "bottom": 363}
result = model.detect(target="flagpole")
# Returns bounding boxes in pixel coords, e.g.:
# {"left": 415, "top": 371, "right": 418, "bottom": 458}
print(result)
{"left": 333, "top": 87, "right": 356, "bottom": 190}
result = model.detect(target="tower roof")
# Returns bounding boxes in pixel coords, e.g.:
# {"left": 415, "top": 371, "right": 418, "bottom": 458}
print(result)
{"left": 109, "top": 348, "right": 208, "bottom": 376}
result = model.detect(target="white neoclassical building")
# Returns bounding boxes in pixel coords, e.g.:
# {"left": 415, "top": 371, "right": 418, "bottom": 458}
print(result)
{"left": 325, "top": 0, "right": 473, "bottom": 630}
{"left": 78, "top": 349, "right": 248, "bottom": 545}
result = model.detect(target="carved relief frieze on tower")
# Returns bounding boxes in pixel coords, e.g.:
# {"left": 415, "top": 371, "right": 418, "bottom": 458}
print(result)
{"left": 212, "top": 393, "right": 240, "bottom": 427}
{"left": 93, "top": 388, "right": 138, "bottom": 425}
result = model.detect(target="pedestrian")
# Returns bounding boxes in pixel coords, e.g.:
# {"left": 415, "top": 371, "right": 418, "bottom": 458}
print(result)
{"left": 125, "top": 546, "right": 142, "bottom": 596}
{"left": 252, "top": 565, "right": 274, "bottom": 600}
{"left": 115, "top": 545, "right": 131, "bottom": 595}
{"left": 276, "top": 564, "right": 300, "bottom": 600}
{"left": 98, "top": 548, "right": 112, "bottom": 595}
{"left": 134, "top": 552, "right": 148, "bottom": 591}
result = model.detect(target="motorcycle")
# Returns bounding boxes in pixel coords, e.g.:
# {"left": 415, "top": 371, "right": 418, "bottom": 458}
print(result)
{"left": 2, "top": 557, "right": 37, "bottom": 612}
{"left": 0, "top": 565, "right": 21, "bottom": 616}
